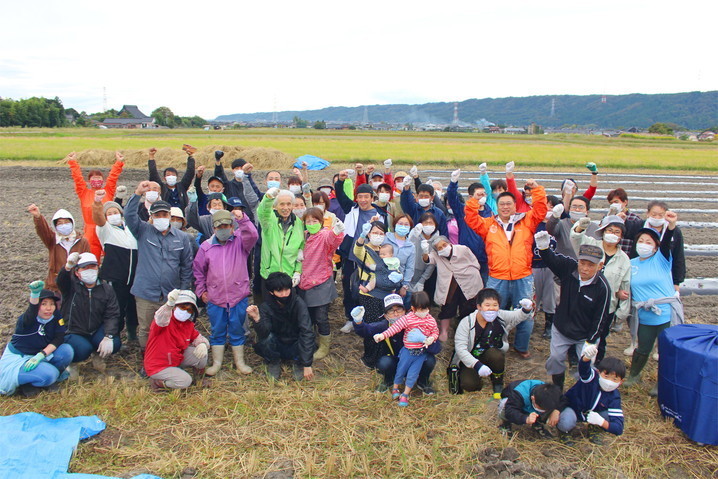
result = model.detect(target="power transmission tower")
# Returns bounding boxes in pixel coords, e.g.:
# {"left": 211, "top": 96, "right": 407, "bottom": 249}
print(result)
{"left": 103, "top": 87, "right": 108, "bottom": 113}
{"left": 453, "top": 102, "right": 459, "bottom": 125}
{"left": 550, "top": 98, "right": 555, "bottom": 117}
{"left": 362, "top": 105, "right": 369, "bottom": 125}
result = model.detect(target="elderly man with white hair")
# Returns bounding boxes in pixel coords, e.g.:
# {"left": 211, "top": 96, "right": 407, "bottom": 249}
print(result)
{"left": 256, "top": 187, "right": 305, "bottom": 298}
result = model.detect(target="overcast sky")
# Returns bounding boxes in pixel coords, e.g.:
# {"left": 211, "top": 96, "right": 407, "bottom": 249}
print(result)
{"left": 1, "top": 0, "right": 715, "bottom": 119}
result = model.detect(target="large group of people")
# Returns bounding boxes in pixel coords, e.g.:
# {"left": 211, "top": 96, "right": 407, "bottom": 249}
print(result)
{"left": 1, "top": 147, "right": 688, "bottom": 444}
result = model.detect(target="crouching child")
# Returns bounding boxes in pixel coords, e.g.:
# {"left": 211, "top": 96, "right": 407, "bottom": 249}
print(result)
{"left": 557, "top": 354, "right": 625, "bottom": 445}
{"left": 144, "top": 289, "right": 210, "bottom": 391}
{"left": 498, "top": 380, "right": 568, "bottom": 438}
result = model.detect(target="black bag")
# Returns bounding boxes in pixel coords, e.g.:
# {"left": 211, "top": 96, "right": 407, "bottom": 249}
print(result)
{"left": 447, "top": 351, "right": 463, "bottom": 394}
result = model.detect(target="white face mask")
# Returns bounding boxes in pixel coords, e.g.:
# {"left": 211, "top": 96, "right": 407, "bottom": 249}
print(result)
{"left": 598, "top": 376, "right": 620, "bottom": 392}
{"left": 145, "top": 191, "right": 160, "bottom": 203}
{"left": 289, "top": 185, "right": 301, "bottom": 195}
{"left": 481, "top": 310, "right": 499, "bottom": 322}
{"left": 610, "top": 202, "right": 624, "bottom": 212}
{"left": 316, "top": 204, "right": 325, "bottom": 211}
{"left": 107, "top": 214, "right": 123, "bottom": 226}
{"left": 234, "top": 169, "right": 245, "bottom": 180}
{"left": 603, "top": 233, "right": 620, "bottom": 245}
{"left": 378, "top": 192, "right": 390, "bottom": 203}
{"left": 209, "top": 208, "right": 221, "bottom": 216}
{"left": 647, "top": 217, "right": 666, "bottom": 228}
{"left": 293, "top": 208, "right": 306, "bottom": 218}
{"left": 479, "top": 196, "right": 487, "bottom": 206}
{"left": 171, "top": 221, "right": 184, "bottom": 230}
{"left": 414, "top": 310, "right": 429, "bottom": 318}
{"left": 319, "top": 188, "right": 332, "bottom": 196}
{"left": 174, "top": 307, "right": 192, "bottom": 322}
{"left": 437, "top": 246, "right": 451, "bottom": 257}
{"left": 418, "top": 198, "right": 431, "bottom": 208}
{"left": 421, "top": 224, "right": 435, "bottom": 236}
{"left": 165, "top": 175, "right": 178, "bottom": 187}
{"left": 371, "top": 181, "right": 382, "bottom": 190}
{"left": 369, "top": 234, "right": 385, "bottom": 246}
{"left": 79, "top": 269, "right": 98, "bottom": 284}
{"left": 636, "top": 243, "right": 655, "bottom": 258}
{"left": 569, "top": 211, "right": 586, "bottom": 221}
{"left": 153, "top": 217, "right": 170, "bottom": 232}
{"left": 56, "top": 223, "right": 73, "bottom": 236}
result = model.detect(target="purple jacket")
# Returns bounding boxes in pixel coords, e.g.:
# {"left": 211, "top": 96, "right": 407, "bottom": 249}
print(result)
{"left": 193, "top": 214, "right": 258, "bottom": 308}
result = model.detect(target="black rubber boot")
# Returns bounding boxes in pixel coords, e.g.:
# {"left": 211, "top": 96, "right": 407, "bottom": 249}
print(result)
{"left": 491, "top": 372, "right": 504, "bottom": 398}
{"left": 624, "top": 351, "right": 649, "bottom": 386}
{"left": 552, "top": 372, "right": 565, "bottom": 390}
{"left": 542, "top": 313, "right": 554, "bottom": 338}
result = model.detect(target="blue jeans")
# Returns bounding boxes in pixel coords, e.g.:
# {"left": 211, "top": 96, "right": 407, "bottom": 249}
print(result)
{"left": 377, "top": 353, "right": 436, "bottom": 386}
{"left": 254, "top": 333, "right": 299, "bottom": 364}
{"left": 207, "top": 299, "right": 248, "bottom": 346}
{"left": 18, "top": 343, "right": 74, "bottom": 387}
{"left": 393, "top": 347, "right": 427, "bottom": 388}
{"left": 65, "top": 325, "right": 122, "bottom": 362}
{"left": 487, "top": 275, "right": 535, "bottom": 353}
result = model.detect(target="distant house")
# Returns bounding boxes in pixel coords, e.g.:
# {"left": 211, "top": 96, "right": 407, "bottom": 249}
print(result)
{"left": 626, "top": 127, "right": 640, "bottom": 133}
{"left": 101, "top": 105, "right": 155, "bottom": 129}
{"left": 503, "top": 127, "right": 526, "bottom": 135}
{"left": 487, "top": 126, "right": 501, "bottom": 133}
{"left": 698, "top": 131, "right": 715, "bottom": 141}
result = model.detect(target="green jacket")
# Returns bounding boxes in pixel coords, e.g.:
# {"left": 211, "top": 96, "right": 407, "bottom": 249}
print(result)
{"left": 257, "top": 194, "right": 305, "bottom": 279}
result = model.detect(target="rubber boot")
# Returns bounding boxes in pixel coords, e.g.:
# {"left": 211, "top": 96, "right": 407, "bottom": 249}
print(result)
{"left": 232, "top": 345, "right": 253, "bottom": 374}
{"left": 542, "top": 313, "right": 554, "bottom": 339}
{"left": 624, "top": 351, "right": 649, "bottom": 387}
{"left": 491, "top": 372, "right": 504, "bottom": 399}
{"left": 313, "top": 334, "right": 331, "bottom": 360}
{"left": 552, "top": 372, "right": 565, "bottom": 391}
{"left": 205, "top": 345, "right": 225, "bottom": 376}
{"left": 438, "top": 318, "right": 451, "bottom": 342}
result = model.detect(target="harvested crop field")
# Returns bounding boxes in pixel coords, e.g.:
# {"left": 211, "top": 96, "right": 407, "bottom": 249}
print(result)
{"left": 1, "top": 165, "right": 716, "bottom": 479}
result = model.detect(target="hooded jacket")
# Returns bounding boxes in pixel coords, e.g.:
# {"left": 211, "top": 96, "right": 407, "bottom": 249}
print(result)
{"left": 56, "top": 268, "right": 120, "bottom": 337}
{"left": 92, "top": 201, "right": 138, "bottom": 286}
{"left": 501, "top": 379, "right": 569, "bottom": 426}
{"left": 193, "top": 214, "right": 258, "bottom": 308}
{"left": 255, "top": 291, "right": 314, "bottom": 367}
{"left": 33, "top": 210, "right": 90, "bottom": 292}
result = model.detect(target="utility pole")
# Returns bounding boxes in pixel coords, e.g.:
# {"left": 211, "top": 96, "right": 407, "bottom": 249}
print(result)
{"left": 453, "top": 102, "right": 459, "bottom": 125}
{"left": 550, "top": 98, "right": 555, "bottom": 117}
{"left": 103, "top": 87, "right": 108, "bottom": 113}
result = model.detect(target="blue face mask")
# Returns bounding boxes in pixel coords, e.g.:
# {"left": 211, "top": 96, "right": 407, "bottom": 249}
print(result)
{"left": 36, "top": 316, "right": 52, "bottom": 325}
{"left": 267, "top": 180, "right": 281, "bottom": 189}
{"left": 395, "top": 224, "right": 410, "bottom": 237}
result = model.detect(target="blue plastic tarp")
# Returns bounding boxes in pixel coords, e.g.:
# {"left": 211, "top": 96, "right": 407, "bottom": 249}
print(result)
{"left": 0, "top": 412, "right": 161, "bottom": 479}
{"left": 658, "top": 324, "right": 718, "bottom": 445}
{"left": 293, "top": 154, "right": 330, "bottom": 170}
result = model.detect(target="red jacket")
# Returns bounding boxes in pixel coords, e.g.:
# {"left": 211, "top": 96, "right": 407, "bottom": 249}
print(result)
{"left": 143, "top": 306, "right": 208, "bottom": 376}
{"left": 355, "top": 172, "right": 396, "bottom": 198}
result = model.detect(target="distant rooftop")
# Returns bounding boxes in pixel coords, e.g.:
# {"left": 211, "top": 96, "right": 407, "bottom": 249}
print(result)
{"left": 119, "top": 105, "right": 151, "bottom": 119}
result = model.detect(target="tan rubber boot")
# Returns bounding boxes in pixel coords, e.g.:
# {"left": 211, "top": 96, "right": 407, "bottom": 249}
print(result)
{"left": 232, "top": 345, "right": 253, "bottom": 374}
{"left": 313, "top": 334, "right": 332, "bottom": 360}
{"left": 205, "top": 345, "right": 225, "bottom": 376}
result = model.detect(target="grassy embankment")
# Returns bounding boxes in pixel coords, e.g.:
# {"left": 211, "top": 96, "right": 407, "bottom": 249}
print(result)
{"left": 1, "top": 128, "right": 717, "bottom": 171}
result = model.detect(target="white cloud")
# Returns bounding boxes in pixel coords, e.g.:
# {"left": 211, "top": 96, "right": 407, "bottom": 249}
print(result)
{"left": 1, "top": 0, "right": 715, "bottom": 119}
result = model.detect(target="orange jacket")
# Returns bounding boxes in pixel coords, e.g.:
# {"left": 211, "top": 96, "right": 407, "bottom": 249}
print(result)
{"left": 465, "top": 186, "right": 547, "bottom": 280}
{"left": 68, "top": 159, "right": 124, "bottom": 258}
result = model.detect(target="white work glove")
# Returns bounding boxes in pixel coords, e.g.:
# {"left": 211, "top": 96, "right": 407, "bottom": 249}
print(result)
{"left": 421, "top": 240, "right": 430, "bottom": 255}
{"left": 505, "top": 161, "right": 515, "bottom": 173}
{"left": 534, "top": 231, "right": 551, "bottom": 250}
{"left": 479, "top": 162, "right": 487, "bottom": 175}
{"left": 608, "top": 203, "right": 622, "bottom": 215}
{"left": 582, "top": 342, "right": 598, "bottom": 360}
{"left": 401, "top": 176, "right": 412, "bottom": 190}
{"left": 351, "top": 306, "right": 365, "bottom": 324}
{"left": 450, "top": 169, "right": 461, "bottom": 183}
{"left": 383, "top": 159, "right": 392, "bottom": 168}
{"left": 115, "top": 185, "right": 128, "bottom": 200}
{"left": 519, "top": 298, "right": 533, "bottom": 311}
{"left": 292, "top": 272, "right": 301, "bottom": 287}
{"left": 166, "top": 289, "right": 180, "bottom": 307}
{"left": 193, "top": 342, "right": 208, "bottom": 359}
{"left": 346, "top": 168, "right": 356, "bottom": 177}
{"left": 409, "top": 165, "right": 418, "bottom": 178}
{"left": 426, "top": 179, "right": 433, "bottom": 187}
{"left": 563, "top": 180, "right": 576, "bottom": 193}
{"left": 65, "top": 252, "right": 80, "bottom": 269}
{"left": 586, "top": 411, "right": 605, "bottom": 426}
{"left": 479, "top": 196, "right": 487, "bottom": 206}
{"left": 265, "top": 187, "right": 280, "bottom": 199}
{"left": 302, "top": 183, "right": 311, "bottom": 195}
{"left": 332, "top": 219, "right": 345, "bottom": 235}
{"left": 412, "top": 223, "right": 423, "bottom": 237}
{"left": 577, "top": 217, "right": 592, "bottom": 229}
{"left": 296, "top": 250, "right": 304, "bottom": 262}
{"left": 552, "top": 203, "right": 564, "bottom": 219}
{"left": 97, "top": 337, "right": 114, "bottom": 358}
{"left": 478, "top": 365, "right": 492, "bottom": 377}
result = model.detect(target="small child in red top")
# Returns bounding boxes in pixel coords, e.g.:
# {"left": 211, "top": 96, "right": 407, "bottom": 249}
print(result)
{"left": 373, "top": 291, "right": 439, "bottom": 406}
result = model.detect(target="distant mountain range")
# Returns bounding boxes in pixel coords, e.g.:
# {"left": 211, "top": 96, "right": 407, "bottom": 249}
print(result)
{"left": 215, "top": 91, "right": 717, "bottom": 130}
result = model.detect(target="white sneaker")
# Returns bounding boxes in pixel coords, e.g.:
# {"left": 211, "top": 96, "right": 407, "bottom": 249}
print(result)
{"left": 67, "top": 365, "right": 79, "bottom": 380}
{"left": 623, "top": 343, "right": 636, "bottom": 356}
{"left": 652, "top": 352, "right": 659, "bottom": 361}
{"left": 339, "top": 321, "right": 354, "bottom": 334}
